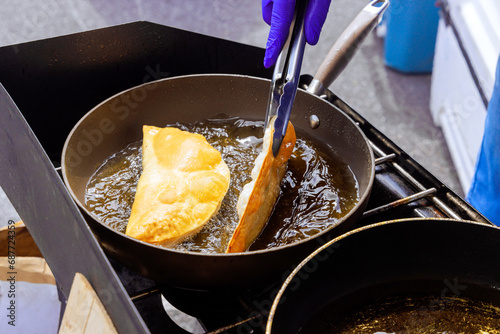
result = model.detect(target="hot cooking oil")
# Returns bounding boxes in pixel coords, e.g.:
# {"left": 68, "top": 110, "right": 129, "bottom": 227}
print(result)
{"left": 85, "top": 117, "right": 359, "bottom": 253}
{"left": 299, "top": 293, "right": 500, "bottom": 334}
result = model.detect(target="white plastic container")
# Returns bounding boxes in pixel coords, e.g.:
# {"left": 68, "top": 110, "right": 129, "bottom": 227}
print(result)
{"left": 430, "top": 0, "right": 500, "bottom": 194}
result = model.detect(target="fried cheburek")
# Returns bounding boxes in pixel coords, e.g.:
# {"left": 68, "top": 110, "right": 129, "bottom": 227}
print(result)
{"left": 226, "top": 120, "right": 296, "bottom": 253}
{"left": 125, "top": 125, "right": 230, "bottom": 246}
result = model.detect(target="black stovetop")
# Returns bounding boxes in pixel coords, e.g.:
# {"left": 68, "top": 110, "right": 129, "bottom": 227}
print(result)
{"left": 0, "top": 22, "right": 491, "bottom": 334}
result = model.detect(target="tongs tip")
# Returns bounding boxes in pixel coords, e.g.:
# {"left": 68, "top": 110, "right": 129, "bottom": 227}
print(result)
{"left": 265, "top": 0, "right": 307, "bottom": 156}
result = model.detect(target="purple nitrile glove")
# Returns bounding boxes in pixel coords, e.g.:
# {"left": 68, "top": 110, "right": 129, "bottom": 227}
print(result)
{"left": 262, "top": 0, "right": 331, "bottom": 68}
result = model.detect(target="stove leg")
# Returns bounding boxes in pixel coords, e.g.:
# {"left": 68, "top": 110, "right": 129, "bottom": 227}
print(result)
{"left": 56, "top": 282, "right": 67, "bottom": 330}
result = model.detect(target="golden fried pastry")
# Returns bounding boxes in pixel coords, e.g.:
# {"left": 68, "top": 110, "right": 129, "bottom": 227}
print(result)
{"left": 126, "top": 125, "right": 230, "bottom": 246}
{"left": 226, "top": 120, "right": 296, "bottom": 253}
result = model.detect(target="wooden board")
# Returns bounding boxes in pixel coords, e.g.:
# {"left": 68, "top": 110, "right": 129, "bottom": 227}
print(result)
{"left": 0, "top": 256, "right": 55, "bottom": 284}
{"left": 59, "top": 273, "right": 117, "bottom": 334}
{"left": 0, "top": 221, "right": 43, "bottom": 257}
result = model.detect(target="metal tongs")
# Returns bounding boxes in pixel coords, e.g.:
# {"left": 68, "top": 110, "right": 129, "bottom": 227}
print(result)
{"left": 265, "top": 0, "right": 390, "bottom": 156}
{"left": 265, "top": 0, "right": 308, "bottom": 157}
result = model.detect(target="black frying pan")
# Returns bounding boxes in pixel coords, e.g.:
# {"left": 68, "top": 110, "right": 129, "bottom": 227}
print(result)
{"left": 61, "top": 1, "right": 387, "bottom": 290}
{"left": 266, "top": 218, "right": 500, "bottom": 332}
{"left": 61, "top": 74, "right": 373, "bottom": 290}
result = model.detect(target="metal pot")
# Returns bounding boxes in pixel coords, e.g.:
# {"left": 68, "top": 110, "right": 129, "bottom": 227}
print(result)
{"left": 61, "top": 1, "right": 387, "bottom": 289}
{"left": 266, "top": 218, "right": 500, "bottom": 332}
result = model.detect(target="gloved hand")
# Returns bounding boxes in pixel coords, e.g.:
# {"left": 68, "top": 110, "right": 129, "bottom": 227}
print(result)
{"left": 262, "top": 0, "right": 332, "bottom": 68}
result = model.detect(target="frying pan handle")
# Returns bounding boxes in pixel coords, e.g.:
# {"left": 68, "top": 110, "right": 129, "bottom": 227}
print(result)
{"left": 307, "top": 0, "right": 389, "bottom": 96}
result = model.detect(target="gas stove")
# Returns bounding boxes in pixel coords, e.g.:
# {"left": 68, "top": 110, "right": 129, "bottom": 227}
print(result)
{"left": 0, "top": 22, "right": 491, "bottom": 334}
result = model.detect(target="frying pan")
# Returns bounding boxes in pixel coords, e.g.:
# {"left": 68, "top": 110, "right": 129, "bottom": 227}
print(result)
{"left": 266, "top": 218, "right": 500, "bottom": 333}
{"left": 61, "top": 1, "right": 386, "bottom": 289}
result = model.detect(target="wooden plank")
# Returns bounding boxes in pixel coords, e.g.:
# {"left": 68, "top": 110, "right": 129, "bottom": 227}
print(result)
{"left": 0, "top": 221, "right": 43, "bottom": 257}
{"left": 59, "top": 273, "right": 117, "bottom": 334}
{"left": 0, "top": 256, "right": 55, "bottom": 284}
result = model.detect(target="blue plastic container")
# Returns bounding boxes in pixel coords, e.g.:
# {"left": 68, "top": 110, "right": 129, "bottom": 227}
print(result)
{"left": 384, "top": 0, "right": 440, "bottom": 73}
